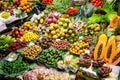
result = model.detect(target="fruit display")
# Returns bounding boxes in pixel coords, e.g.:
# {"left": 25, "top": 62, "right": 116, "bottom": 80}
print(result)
{"left": 22, "top": 45, "right": 42, "bottom": 59}
{"left": 51, "top": 40, "right": 69, "bottom": 50}
{"left": 84, "top": 23, "right": 101, "bottom": 36}
{"left": 66, "top": 7, "right": 79, "bottom": 15}
{"left": 79, "top": 55, "right": 91, "bottom": 68}
{"left": 61, "top": 27, "right": 79, "bottom": 43}
{"left": 20, "top": 0, "right": 32, "bottom": 13}
{"left": 71, "top": 20, "right": 86, "bottom": 32}
{"left": 0, "top": 0, "right": 120, "bottom": 80}
{"left": 21, "top": 21, "right": 37, "bottom": 31}
{"left": 94, "top": 34, "right": 108, "bottom": 60}
{"left": 13, "top": 0, "right": 20, "bottom": 7}
{"left": 9, "top": 27, "right": 23, "bottom": 40}
{"left": 6, "top": 5, "right": 14, "bottom": 16}
{"left": 21, "top": 32, "right": 39, "bottom": 42}
{"left": 45, "top": 23, "right": 61, "bottom": 39}
{"left": 35, "top": 37, "right": 53, "bottom": 49}
{"left": 97, "top": 66, "right": 112, "bottom": 78}
{"left": 93, "top": 58, "right": 106, "bottom": 67}
{"left": 57, "top": 54, "right": 79, "bottom": 72}
{"left": 45, "top": 12, "right": 61, "bottom": 24}
{"left": 91, "top": 0, "right": 103, "bottom": 7}
{"left": 58, "top": 18, "right": 71, "bottom": 29}
{"left": 42, "top": 0, "right": 53, "bottom": 4}
{"left": 46, "top": 4, "right": 57, "bottom": 11}
{"left": 94, "top": 34, "right": 120, "bottom": 65}
{"left": 33, "top": 25, "right": 46, "bottom": 34}
{"left": 37, "top": 48, "right": 64, "bottom": 67}
{"left": 7, "top": 40, "right": 26, "bottom": 52}
{"left": 69, "top": 40, "right": 89, "bottom": 55}
{"left": 0, "top": 35, "right": 15, "bottom": 50}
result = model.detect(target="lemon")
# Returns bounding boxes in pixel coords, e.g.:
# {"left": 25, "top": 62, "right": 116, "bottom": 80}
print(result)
{"left": 49, "top": 26, "right": 54, "bottom": 30}
{"left": 71, "top": 33, "right": 75, "bottom": 37}
{"left": 50, "top": 23, "right": 54, "bottom": 27}
{"left": 57, "top": 34, "right": 60, "bottom": 37}
{"left": 45, "top": 33, "right": 49, "bottom": 37}
{"left": 56, "top": 29, "right": 60, "bottom": 33}
{"left": 63, "top": 23, "right": 68, "bottom": 28}
{"left": 53, "top": 35, "right": 58, "bottom": 39}
{"left": 65, "top": 34, "right": 69, "bottom": 37}
{"left": 68, "top": 30, "right": 72, "bottom": 34}
{"left": 51, "top": 31, "right": 56, "bottom": 35}
{"left": 40, "top": 18, "right": 44, "bottom": 24}
{"left": 34, "top": 19, "right": 38, "bottom": 24}
{"left": 54, "top": 24, "right": 59, "bottom": 28}
{"left": 61, "top": 32, "right": 65, "bottom": 36}
{"left": 85, "top": 29, "right": 88, "bottom": 33}
{"left": 58, "top": 22, "right": 63, "bottom": 26}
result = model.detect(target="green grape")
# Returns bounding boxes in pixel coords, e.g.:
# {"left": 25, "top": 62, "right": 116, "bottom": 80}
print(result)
{"left": 1, "top": 11, "right": 10, "bottom": 19}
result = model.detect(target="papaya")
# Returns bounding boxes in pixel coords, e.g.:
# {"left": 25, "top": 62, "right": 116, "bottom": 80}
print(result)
{"left": 94, "top": 34, "right": 108, "bottom": 60}
{"left": 103, "top": 36, "right": 116, "bottom": 62}
{"left": 109, "top": 48, "right": 120, "bottom": 65}
{"left": 110, "top": 15, "right": 120, "bottom": 28}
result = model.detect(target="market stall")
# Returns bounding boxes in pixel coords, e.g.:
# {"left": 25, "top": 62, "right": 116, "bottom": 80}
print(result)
{"left": 0, "top": 0, "right": 120, "bottom": 80}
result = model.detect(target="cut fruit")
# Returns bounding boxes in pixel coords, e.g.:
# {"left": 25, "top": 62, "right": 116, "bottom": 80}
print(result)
{"left": 109, "top": 48, "right": 120, "bottom": 65}
{"left": 103, "top": 36, "right": 116, "bottom": 62}
{"left": 94, "top": 34, "right": 108, "bottom": 60}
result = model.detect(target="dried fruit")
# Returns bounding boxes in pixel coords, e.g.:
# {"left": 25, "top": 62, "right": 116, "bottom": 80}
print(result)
{"left": 93, "top": 58, "right": 106, "bottom": 67}
{"left": 51, "top": 40, "right": 69, "bottom": 50}
{"left": 8, "top": 40, "right": 26, "bottom": 52}
{"left": 22, "top": 45, "right": 42, "bottom": 59}
{"left": 79, "top": 59, "right": 91, "bottom": 68}
{"left": 98, "top": 66, "right": 112, "bottom": 77}
{"left": 35, "top": 37, "right": 53, "bottom": 49}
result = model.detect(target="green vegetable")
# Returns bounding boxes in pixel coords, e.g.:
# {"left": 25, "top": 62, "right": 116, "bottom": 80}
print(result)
{"left": 86, "top": 14, "right": 104, "bottom": 25}
{"left": 0, "top": 60, "right": 29, "bottom": 77}
{"left": 101, "top": 2, "right": 117, "bottom": 22}
{"left": 37, "top": 48, "right": 64, "bottom": 67}
{"left": 0, "top": 35, "right": 15, "bottom": 50}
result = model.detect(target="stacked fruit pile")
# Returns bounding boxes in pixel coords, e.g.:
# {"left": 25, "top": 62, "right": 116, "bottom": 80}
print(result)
{"left": 21, "top": 32, "right": 39, "bottom": 42}
{"left": 9, "top": 27, "right": 23, "bottom": 40}
{"left": 69, "top": 40, "right": 89, "bottom": 55}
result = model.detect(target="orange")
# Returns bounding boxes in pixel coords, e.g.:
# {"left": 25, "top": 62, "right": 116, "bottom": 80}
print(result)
{"left": 26, "top": 9, "right": 30, "bottom": 13}
{"left": 26, "top": 5, "right": 30, "bottom": 8}
{"left": 20, "top": 3, "right": 24, "bottom": 7}
{"left": 29, "top": 4, "right": 32, "bottom": 7}
{"left": 23, "top": 6, "right": 27, "bottom": 10}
